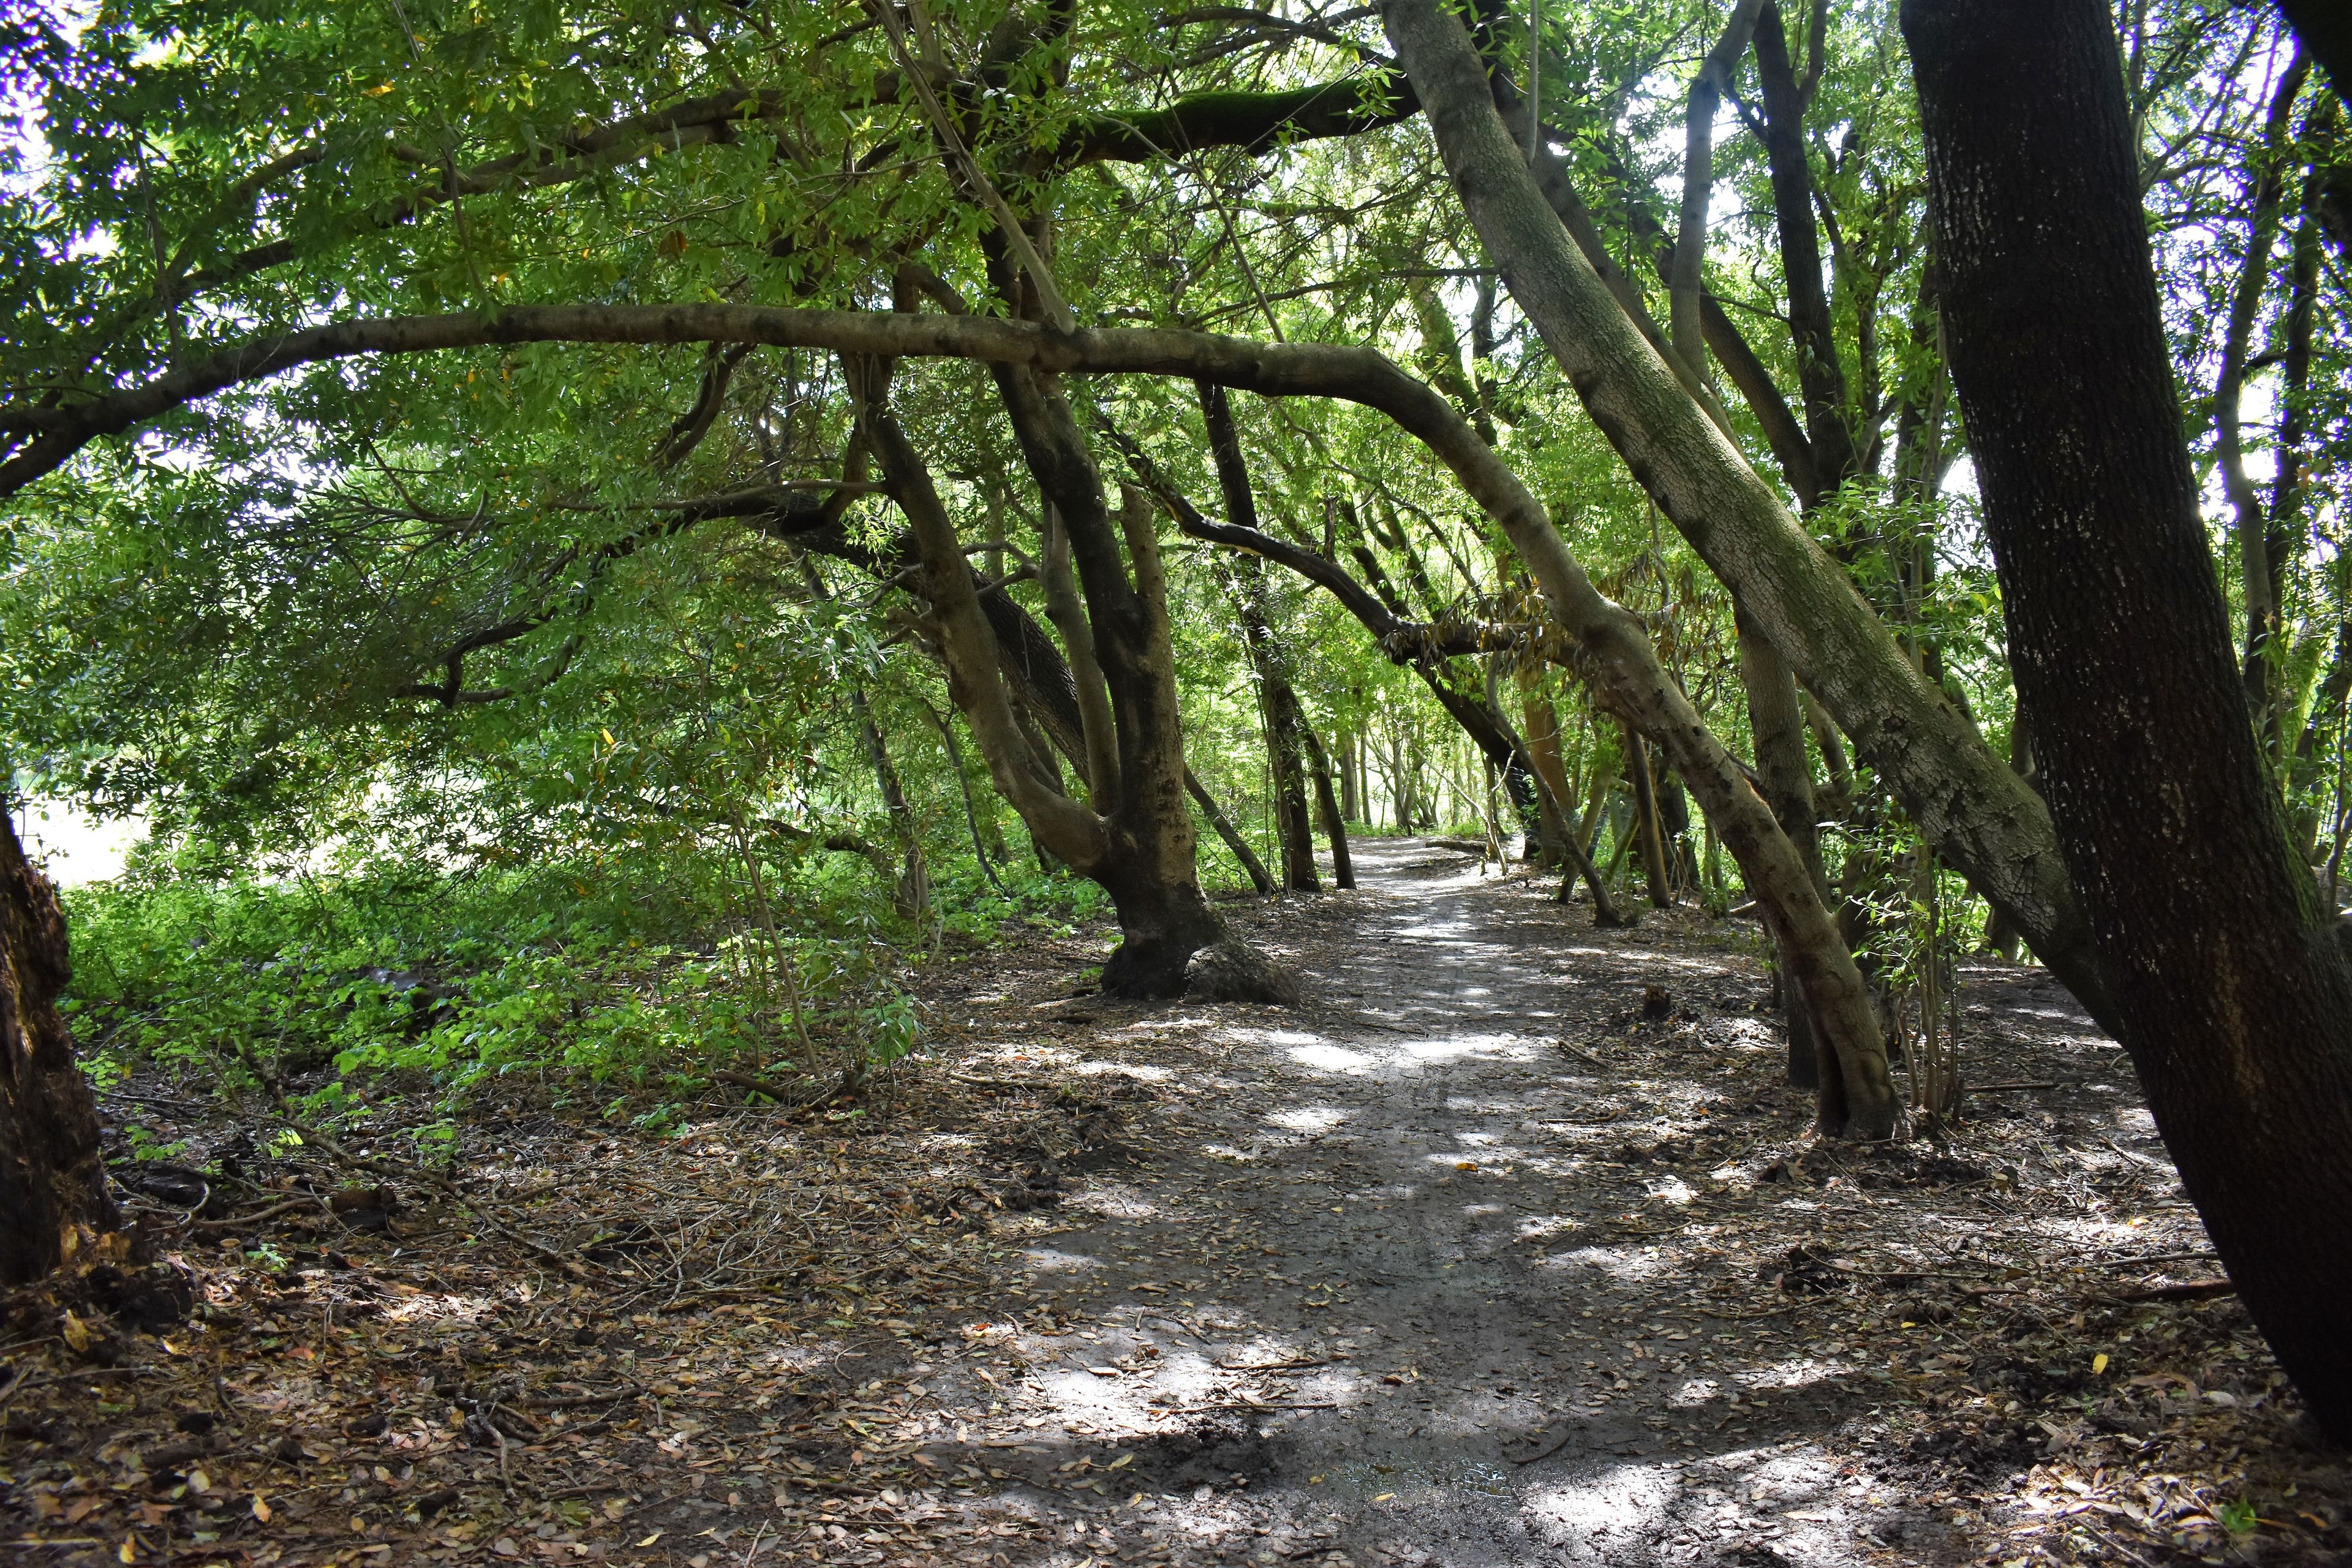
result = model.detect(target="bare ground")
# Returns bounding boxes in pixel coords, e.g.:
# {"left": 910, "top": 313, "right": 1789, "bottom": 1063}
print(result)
{"left": 6, "top": 836, "right": 2349, "bottom": 1567}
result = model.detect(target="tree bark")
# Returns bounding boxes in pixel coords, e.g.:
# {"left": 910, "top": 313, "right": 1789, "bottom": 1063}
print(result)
{"left": 1752, "top": 0, "right": 1860, "bottom": 488}
{"left": 1300, "top": 725, "right": 1357, "bottom": 889}
{"left": 1186, "top": 769, "right": 1277, "bottom": 895}
{"left": 1672, "top": 0, "right": 1766, "bottom": 382}
{"left": 2214, "top": 56, "right": 2309, "bottom": 766}
{"left": 2275, "top": 0, "right": 2351, "bottom": 103}
{"left": 1624, "top": 723, "right": 1676, "bottom": 909}
{"left": 1741, "top": 609, "right": 1831, "bottom": 1088}
{"left": 1199, "top": 383, "right": 1320, "bottom": 892}
{"left": 853, "top": 359, "right": 1269, "bottom": 1001}
{"left": 0, "top": 813, "right": 116, "bottom": 1286}
{"left": 1908, "top": 0, "right": 2352, "bottom": 1439}
{"left": 1378, "top": 0, "right": 2113, "bottom": 1032}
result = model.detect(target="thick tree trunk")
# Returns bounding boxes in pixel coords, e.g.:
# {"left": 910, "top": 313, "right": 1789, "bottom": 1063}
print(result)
{"left": 1908, "top": 0, "right": 2352, "bottom": 1439}
{"left": 1379, "top": 0, "right": 2114, "bottom": 1033}
{"left": 1, "top": 813, "right": 116, "bottom": 1286}
{"left": 856, "top": 356, "right": 1289, "bottom": 1003}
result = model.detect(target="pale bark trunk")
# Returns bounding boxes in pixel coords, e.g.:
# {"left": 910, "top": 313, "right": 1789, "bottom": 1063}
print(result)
{"left": 1380, "top": 0, "right": 2111, "bottom": 1033}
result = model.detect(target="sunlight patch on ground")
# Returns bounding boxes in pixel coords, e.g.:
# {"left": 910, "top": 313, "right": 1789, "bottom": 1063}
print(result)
{"left": 1515, "top": 1213, "right": 1583, "bottom": 1242}
{"left": 380, "top": 1292, "right": 495, "bottom": 1327}
{"left": 1067, "top": 1183, "right": 1158, "bottom": 1219}
{"left": 1401, "top": 1031, "right": 1528, "bottom": 1061}
{"left": 1671, "top": 1376, "right": 1727, "bottom": 1407}
{"left": 1647, "top": 1175, "right": 1697, "bottom": 1206}
{"left": 1535, "top": 1244, "right": 1670, "bottom": 1281}
{"left": 1522, "top": 1460, "right": 1683, "bottom": 1561}
{"left": 1022, "top": 1247, "right": 1104, "bottom": 1274}
{"left": 1736, "top": 1355, "right": 1859, "bottom": 1394}
{"left": 1265, "top": 1106, "right": 1350, "bottom": 1136}
{"left": 1287, "top": 1042, "right": 1377, "bottom": 1073}
{"left": 1069, "top": 1058, "right": 1172, "bottom": 1083}
{"left": 1231, "top": 1027, "right": 1329, "bottom": 1048}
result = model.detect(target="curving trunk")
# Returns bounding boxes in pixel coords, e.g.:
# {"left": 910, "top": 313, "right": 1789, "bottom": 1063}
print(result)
{"left": 1378, "top": 0, "right": 2115, "bottom": 1031}
{"left": 1908, "top": 0, "right": 2352, "bottom": 1438}
{"left": 0, "top": 813, "right": 116, "bottom": 1286}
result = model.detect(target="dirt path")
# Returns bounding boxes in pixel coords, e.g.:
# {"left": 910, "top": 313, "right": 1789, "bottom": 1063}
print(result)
{"left": 13, "top": 839, "right": 2348, "bottom": 1568}
{"left": 931, "top": 835, "right": 1958, "bottom": 1568}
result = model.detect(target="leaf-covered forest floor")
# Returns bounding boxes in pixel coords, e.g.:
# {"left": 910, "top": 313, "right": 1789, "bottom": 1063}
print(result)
{"left": 7, "top": 839, "right": 2349, "bottom": 1567}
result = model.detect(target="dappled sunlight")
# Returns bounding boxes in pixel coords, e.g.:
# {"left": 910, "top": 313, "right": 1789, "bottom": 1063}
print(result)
{"left": 1536, "top": 1243, "right": 1673, "bottom": 1281}
{"left": 1523, "top": 1459, "right": 1684, "bottom": 1556}
{"left": 1265, "top": 1106, "right": 1350, "bottom": 1136}
{"left": 1287, "top": 1042, "right": 1376, "bottom": 1073}
{"left": 1400, "top": 1030, "right": 1527, "bottom": 1061}
{"left": 1070, "top": 1058, "right": 1173, "bottom": 1084}
{"left": 1022, "top": 1246, "right": 1106, "bottom": 1274}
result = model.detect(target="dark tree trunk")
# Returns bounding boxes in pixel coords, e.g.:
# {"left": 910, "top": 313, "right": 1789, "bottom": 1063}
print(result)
{"left": 1752, "top": 0, "right": 1859, "bottom": 488}
{"left": 1300, "top": 725, "right": 1357, "bottom": 889}
{"left": 1197, "top": 383, "right": 1321, "bottom": 892}
{"left": 2276, "top": 0, "right": 2351, "bottom": 102}
{"left": 854, "top": 350, "right": 1289, "bottom": 1003}
{"left": 1624, "top": 725, "right": 1676, "bottom": 908}
{"left": 0, "top": 813, "right": 116, "bottom": 1286}
{"left": 1741, "top": 611, "right": 1830, "bottom": 1087}
{"left": 1908, "top": 0, "right": 2352, "bottom": 1439}
{"left": 1186, "top": 768, "right": 1277, "bottom": 894}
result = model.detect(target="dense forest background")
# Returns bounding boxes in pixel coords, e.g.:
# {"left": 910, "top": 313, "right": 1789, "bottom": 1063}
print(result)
{"left": 3, "top": 0, "right": 2340, "bottom": 1121}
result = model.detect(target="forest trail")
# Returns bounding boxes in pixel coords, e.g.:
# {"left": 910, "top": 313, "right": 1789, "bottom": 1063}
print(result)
{"left": 14, "top": 839, "right": 2340, "bottom": 1568}
{"left": 944, "top": 836, "right": 1958, "bottom": 1568}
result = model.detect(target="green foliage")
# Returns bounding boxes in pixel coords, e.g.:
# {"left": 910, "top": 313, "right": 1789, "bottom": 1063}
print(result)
{"left": 61, "top": 837, "right": 1101, "bottom": 1140}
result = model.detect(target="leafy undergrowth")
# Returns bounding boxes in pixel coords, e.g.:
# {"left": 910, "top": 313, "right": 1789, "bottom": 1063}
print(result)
{"left": 62, "top": 846, "right": 1110, "bottom": 1144}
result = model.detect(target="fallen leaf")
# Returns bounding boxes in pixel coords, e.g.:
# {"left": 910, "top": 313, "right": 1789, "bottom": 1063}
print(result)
{"left": 252, "top": 1495, "right": 273, "bottom": 1524}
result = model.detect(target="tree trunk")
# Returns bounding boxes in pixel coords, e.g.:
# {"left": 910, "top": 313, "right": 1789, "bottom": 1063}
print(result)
{"left": 1741, "top": 611, "right": 1832, "bottom": 1086}
{"left": 854, "top": 355, "right": 1286, "bottom": 1002}
{"left": 1300, "top": 725, "right": 1357, "bottom": 889}
{"left": 1518, "top": 684, "right": 1576, "bottom": 868}
{"left": 1908, "top": 0, "right": 2352, "bottom": 1439}
{"left": 1238, "top": 581, "right": 1321, "bottom": 892}
{"left": 1197, "top": 383, "right": 1321, "bottom": 892}
{"left": 1186, "top": 768, "right": 1277, "bottom": 895}
{"left": 1752, "top": 0, "right": 1860, "bottom": 487}
{"left": 1380, "top": 0, "right": 2114, "bottom": 1031}
{"left": 1, "top": 813, "right": 116, "bottom": 1286}
{"left": 1624, "top": 725, "right": 1676, "bottom": 909}
{"left": 2214, "top": 58, "right": 2309, "bottom": 769}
